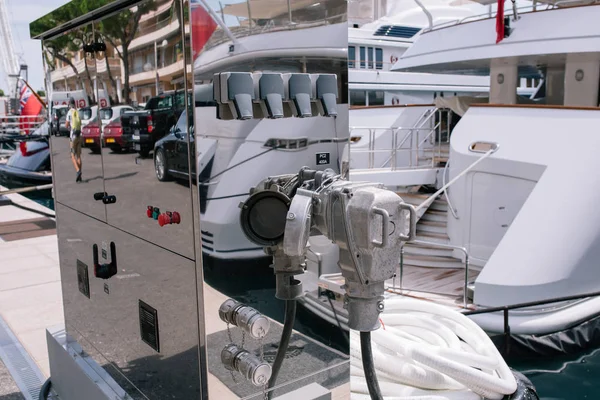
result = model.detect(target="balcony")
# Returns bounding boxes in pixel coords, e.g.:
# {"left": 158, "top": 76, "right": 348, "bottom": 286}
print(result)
{"left": 139, "top": 0, "right": 173, "bottom": 23}
{"left": 129, "top": 58, "right": 190, "bottom": 85}
{"left": 96, "top": 57, "right": 122, "bottom": 75}
{"left": 119, "top": 19, "right": 189, "bottom": 53}
{"left": 50, "top": 57, "right": 96, "bottom": 83}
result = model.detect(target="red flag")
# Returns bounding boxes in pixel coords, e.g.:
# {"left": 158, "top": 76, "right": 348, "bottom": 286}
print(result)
{"left": 191, "top": 3, "right": 218, "bottom": 60}
{"left": 496, "top": 0, "right": 506, "bottom": 44}
{"left": 19, "top": 84, "right": 44, "bottom": 135}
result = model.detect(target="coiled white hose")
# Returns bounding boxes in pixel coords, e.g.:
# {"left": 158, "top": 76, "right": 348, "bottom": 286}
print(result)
{"left": 351, "top": 298, "right": 517, "bottom": 400}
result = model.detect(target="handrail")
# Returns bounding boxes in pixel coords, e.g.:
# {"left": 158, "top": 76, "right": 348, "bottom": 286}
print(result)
{"left": 422, "top": 3, "right": 558, "bottom": 34}
{"left": 349, "top": 108, "right": 455, "bottom": 171}
{"left": 415, "top": 146, "right": 498, "bottom": 212}
{"left": 197, "top": 0, "right": 240, "bottom": 46}
{"left": 379, "top": 108, "right": 436, "bottom": 169}
{"left": 463, "top": 287, "right": 600, "bottom": 356}
{"left": 391, "top": 239, "right": 471, "bottom": 308}
{"left": 464, "top": 290, "right": 600, "bottom": 316}
{"left": 349, "top": 126, "right": 439, "bottom": 170}
{"left": 442, "top": 160, "right": 459, "bottom": 220}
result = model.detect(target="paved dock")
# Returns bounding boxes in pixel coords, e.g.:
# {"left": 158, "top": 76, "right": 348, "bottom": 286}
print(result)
{"left": 0, "top": 186, "right": 61, "bottom": 397}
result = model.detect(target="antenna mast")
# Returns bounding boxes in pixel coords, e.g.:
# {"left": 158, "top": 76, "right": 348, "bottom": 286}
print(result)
{"left": 0, "top": 0, "right": 22, "bottom": 98}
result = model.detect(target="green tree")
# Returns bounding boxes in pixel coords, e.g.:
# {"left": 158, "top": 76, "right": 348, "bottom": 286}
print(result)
{"left": 37, "top": 90, "right": 46, "bottom": 97}
{"left": 97, "top": 1, "right": 157, "bottom": 104}
{"left": 35, "top": 3, "right": 89, "bottom": 92}
{"left": 0, "top": 89, "right": 5, "bottom": 97}
{"left": 33, "top": 1, "right": 111, "bottom": 102}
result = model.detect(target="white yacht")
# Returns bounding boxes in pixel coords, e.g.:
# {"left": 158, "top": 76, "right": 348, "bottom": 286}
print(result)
{"left": 192, "top": 0, "right": 541, "bottom": 261}
{"left": 347, "top": 0, "right": 540, "bottom": 106}
{"left": 301, "top": 0, "right": 600, "bottom": 352}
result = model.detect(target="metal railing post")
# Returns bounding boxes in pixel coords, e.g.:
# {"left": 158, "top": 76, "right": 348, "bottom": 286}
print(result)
{"left": 409, "top": 130, "right": 414, "bottom": 168}
{"left": 463, "top": 251, "right": 469, "bottom": 308}
{"left": 503, "top": 308, "right": 511, "bottom": 356}
{"left": 391, "top": 128, "right": 397, "bottom": 170}
{"left": 400, "top": 245, "right": 404, "bottom": 292}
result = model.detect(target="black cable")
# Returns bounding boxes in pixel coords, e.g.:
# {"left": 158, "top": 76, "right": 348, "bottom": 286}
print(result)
{"left": 360, "top": 331, "right": 383, "bottom": 400}
{"left": 7, "top": 199, "right": 56, "bottom": 219}
{"left": 205, "top": 193, "right": 248, "bottom": 201}
{"left": 199, "top": 137, "right": 349, "bottom": 187}
{"left": 267, "top": 299, "right": 296, "bottom": 400}
{"left": 327, "top": 296, "right": 349, "bottom": 346}
{"left": 199, "top": 147, "right": 278, "bottom": 185}
{"left": 39, "top": 377, "right": 52, "bottom": 400}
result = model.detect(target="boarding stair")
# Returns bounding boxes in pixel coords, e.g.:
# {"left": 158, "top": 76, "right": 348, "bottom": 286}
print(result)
{"left": 396, "top": 190, "right": 463, "bottom": 268}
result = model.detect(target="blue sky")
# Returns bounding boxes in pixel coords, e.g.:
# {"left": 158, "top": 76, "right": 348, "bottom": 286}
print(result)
{"left": 0, "top": 0, "right": 70, "bottom": 94}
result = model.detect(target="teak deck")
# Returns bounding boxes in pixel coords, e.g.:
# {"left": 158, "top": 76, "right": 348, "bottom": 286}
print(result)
{"left": 386, "top": 265, "right": 481, "bottom": 310}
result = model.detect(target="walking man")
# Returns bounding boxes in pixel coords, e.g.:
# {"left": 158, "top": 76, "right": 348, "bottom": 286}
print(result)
{"left": 65, "top": 98, "right": 82, "bottom": 182}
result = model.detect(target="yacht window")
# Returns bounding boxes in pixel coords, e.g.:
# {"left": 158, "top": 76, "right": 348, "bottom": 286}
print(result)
{"left": 360, "top": 47, "right": 366, "bottom": 68}
{"left": 350, "top": 90, "right": 366, "bottom": 106}
{"left": 367, "top": 91, "right": 384, "bottom": 106}
{"left": 348, "top": 46, "right": 356, "bottom": 68}
{"left": 375, "top": 48, "right": 383, "bottom": 70}
{"left": 368, "top": 47, "right": 374, "bottom": 69}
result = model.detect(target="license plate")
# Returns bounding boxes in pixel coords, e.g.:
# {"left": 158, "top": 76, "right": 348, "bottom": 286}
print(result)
{"left": 132, "top": 135, "right": 140, "bottom": 141}
{"left": 134, "top": 144, "right": 140, "bottom": 151}
{"left": 85, "top": 139, "right": 94, "bottom": 143}
{"left": 106, "top": 138, "right": 115, "bottom": 143}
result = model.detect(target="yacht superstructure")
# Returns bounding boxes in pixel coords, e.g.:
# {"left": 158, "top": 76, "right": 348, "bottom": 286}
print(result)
{"left": 302, "top": 0, "right": 600, "bottom": 352}
{"left": 192, "top": 0, "right": 504, "bottom": 261}
{"left": 347, "top": 0, "right": 540, "bottom": 106}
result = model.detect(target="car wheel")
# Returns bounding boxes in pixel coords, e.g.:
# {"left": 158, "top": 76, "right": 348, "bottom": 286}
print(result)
{"left": 154, "top": 149, "right": 170, "bottom": 181}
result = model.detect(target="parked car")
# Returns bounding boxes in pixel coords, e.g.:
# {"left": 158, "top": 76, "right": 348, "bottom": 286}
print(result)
{"left": 99, "top": 105, "right": 134, "bottom": 133}
{"left": 121, "top": 90, "right": 191, "bottom": 158}
{"left": 79, "top": 105, "right": 98, "bottom": 128}
{"left": 154, "top": 108, "right": 195, "bottom": 182}
{"left": 50, "top": 105, "right": 68, "bottom": 136}
{"left": 82, "top": 122, "right": 101, "bottom": 153}
{"left": 102, "top": 118, "right": 128, "bottom": 153}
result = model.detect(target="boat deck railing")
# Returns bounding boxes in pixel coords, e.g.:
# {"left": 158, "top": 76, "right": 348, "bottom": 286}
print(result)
{"left": 204, "top": 5, "right": 346, "bottom": 51}
{"left": 422, "top": 0, "right": 588, "bottom": 34}
{"left": 464, "top": 289, "right": 600, "bottom": 356}
{"left": 0, "top": 115, "right": 46, "bottom": 136}
{"left": 388, "top": 239, "right": 471, "bottom": 308}
{"left": 349, "top": 107, "right": 454, "bottom": 170}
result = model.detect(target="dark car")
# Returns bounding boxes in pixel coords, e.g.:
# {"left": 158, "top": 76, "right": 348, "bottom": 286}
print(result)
{"left": 82, "top": 122, "right": 101, "bottom": 153}
{"left": 121, "top": 90, "right": 191, "bottom": 158}
{"left": 50, "top": 106, "right": 68, "bottom": 136}
{"left": 103, "top": 118, "right": 128, "bottom": 153}
{"left": 0, "top": 140, "right": 52, "bottom": 187}
{"left": 154, "top": 109, "right": 195, "bottom": 182}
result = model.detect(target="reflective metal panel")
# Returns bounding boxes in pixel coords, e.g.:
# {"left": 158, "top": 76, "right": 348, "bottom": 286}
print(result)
{"left": 43, "top": 23, "right": 107, "bottom": 221}
{"left": 95, "top": 0, "right": 196, "bottom": 259}
{"left": 190, "top": 0, "right": 350, "bottom": 398}
{"left": 56, "top": 202, "right": 201, "bottom": 399}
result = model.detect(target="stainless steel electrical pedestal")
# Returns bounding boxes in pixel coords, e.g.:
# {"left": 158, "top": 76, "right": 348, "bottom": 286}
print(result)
{"left": 46, "top": 324, "right": 332, "bottom": 400}
{"left": 46, "top": 325, "right": 133, "bottom": 400}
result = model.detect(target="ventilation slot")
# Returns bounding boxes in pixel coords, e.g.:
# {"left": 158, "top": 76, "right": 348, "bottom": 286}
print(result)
{"left": 77, "top": 260, "right": 90, "bottom": 299}
{"left": 139, "top": 300, "right": 160, "bottom": 352}
{"left": 373, "top": 25, "right": 421, "bottom": 38}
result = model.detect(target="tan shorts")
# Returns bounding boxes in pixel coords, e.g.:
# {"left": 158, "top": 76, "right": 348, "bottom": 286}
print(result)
{"left": 71, "top": 135, "right": 82, "bottom": 157}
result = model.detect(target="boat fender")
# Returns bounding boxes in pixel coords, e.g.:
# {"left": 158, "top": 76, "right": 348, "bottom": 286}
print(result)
{"left": 505, "top": 370, "right": 539, "bottom": 400}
